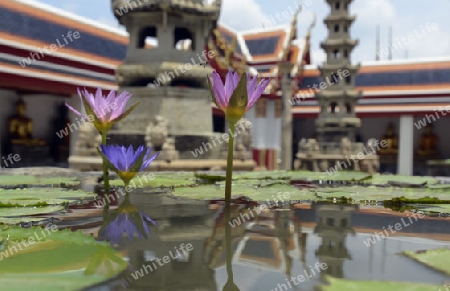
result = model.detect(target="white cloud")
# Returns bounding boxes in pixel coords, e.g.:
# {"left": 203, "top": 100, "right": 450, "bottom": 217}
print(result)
{"left": 62, "top": 2, "right": 78, "bottom": 14}
{"left": 219, "top": 0, "right": 268, "bottom": 31}
{"left": 352, "top": 0, "right": 396, "bottom": 27}
{"left": 310, "top": 49, "right": 326, "bottom": 65}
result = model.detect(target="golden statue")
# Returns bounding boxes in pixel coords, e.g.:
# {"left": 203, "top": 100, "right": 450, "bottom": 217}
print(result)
{"left": 378, "top": 123, "right": 398, "bottom": 155}
{"left": 8, "top": 99, "right": 45, "bottom": 146}
{"left": 416, "top": 124, "right": 439, "bottom": 156}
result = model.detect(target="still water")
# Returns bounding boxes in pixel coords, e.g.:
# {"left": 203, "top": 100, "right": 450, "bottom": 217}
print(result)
{"left": 76, "top": 188, "right": 450, "bottom": 291}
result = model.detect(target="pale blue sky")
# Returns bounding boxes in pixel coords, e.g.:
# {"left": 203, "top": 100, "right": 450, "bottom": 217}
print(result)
{"left": 34, "top": 0, "right": 450, "bottom": 64}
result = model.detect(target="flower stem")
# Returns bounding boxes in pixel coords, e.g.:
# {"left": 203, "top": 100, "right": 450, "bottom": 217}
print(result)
{"left": 101, "top": 131, "right": 110, "bottom": 220}
{"left": 225, "top": 123, "right": 235, "bottom": 205}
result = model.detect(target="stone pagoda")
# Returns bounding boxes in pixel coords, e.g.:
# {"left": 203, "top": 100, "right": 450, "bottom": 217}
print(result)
{"left": 316, "top": 0, "right": 361, "bottom": 142}
{"left": 109, "top": 0, "right": 221, "bottom": 158}
{"left": 68, "top": 0, "right": 256, "bottom": 171}
{"left": 294, "top": 0, "right": 379, "bottom": 173}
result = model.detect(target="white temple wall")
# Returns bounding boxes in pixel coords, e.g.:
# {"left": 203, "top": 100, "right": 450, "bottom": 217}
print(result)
{"left": 245, "top": 100, "right": 281, "bottom": 152}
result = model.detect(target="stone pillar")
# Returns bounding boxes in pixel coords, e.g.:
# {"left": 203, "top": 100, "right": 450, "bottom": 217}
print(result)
{"left": 279, "top": 62, "right": 294, "bottom": 170}
{"left": 397, "top": 115, "right": 414, "bottom": 175}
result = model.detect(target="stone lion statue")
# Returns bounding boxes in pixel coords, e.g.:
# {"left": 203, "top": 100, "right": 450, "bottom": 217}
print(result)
{"left": 341, "top": 137, "right": 352, "bottom": 156}
{"left": 145, "top": 115, "right": 169, "bottom": 150}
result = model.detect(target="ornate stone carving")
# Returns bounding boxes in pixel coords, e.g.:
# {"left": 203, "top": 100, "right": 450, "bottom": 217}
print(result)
{"left": 74, "top": 123, "right": 101, "bottom": 156}
{"left": 145, "top": 116, "right": 179, "bottom": 161}
{"left": 359, "top": 159, "right": 379, "bottom": 174}
{"left": 340, "top": 137, "right": 352, "bottom": 156}
{"left": 221, "top": 119, "right": 253, "bottom": 160}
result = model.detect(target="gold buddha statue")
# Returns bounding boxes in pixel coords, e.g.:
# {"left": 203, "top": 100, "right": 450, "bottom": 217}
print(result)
{"left": 416, "top": 124, "right": 439, "bottom": 156}
{"left": 8, "top": 99, "right": 45, "bottom": 146}
{"left": 378, "top": 123, "right": 398, "bottom": 155}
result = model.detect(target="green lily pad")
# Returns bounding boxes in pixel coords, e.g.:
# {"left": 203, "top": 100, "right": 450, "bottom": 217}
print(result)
{"left": 0, "top": 176, "right": 80, "bottom": 188}
{"left": 313, "top": 186, "right": 450, "bottom": 202}
{"left": 0, "top": 227, "right": 127, "bottom": 290}
{"left": 110, "top": 172, "right": 196, "bottom": 188}
{"left": 289, "top": 171, "right": 372, "bottom": 182}
{"left": 235, "top": 171, "right": 291, "bottom": 180}
{"left": 0, "top": 188, "right": 96, "bottom": 207}
{"left": 404, "top": 248, "right": 450, "bottom": 275}
{"left": 216, "top": 179, "right": 288, "bottom": 187}
{"left": 0, "top": 217, "right": 49, "bottom": 225}
{"left": 0, "top": 205, "right": 64, "bottom": 225}
{"left": 0, "top": 206, "right": 64, "bottom": 217}
{"left": 171, "top": 184, "right": 315, "bottom": 202}
{"left": 367, "top": 174, "right": 438, "bottom": 186}
{"left": 320, "top": 276, "right": 441, "bottom": 291}
{"left": 0, "top": 271, "right": 107, "bottom": 291}
{"left": 419, "top": 204, "right": 450, "bottom": 213}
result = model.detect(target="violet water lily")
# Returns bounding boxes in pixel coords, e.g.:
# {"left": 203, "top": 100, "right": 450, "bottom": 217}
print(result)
{"left": 66, "top": 88, "right": 139, "bottom": 134}
{"left": 98, "top": 144, "right": 159, "bottom": 244}
{"left": 207, "top": 71, "right": 270, "bottom": 125}
{"left": 99, "top": 195, "right": 157, "bottom": 244}
{"left": 207, "top": 70, "right": 269, "bottom": 204}
{"left": 98, "top": 144, "right": 159, "bottom": 186}
{"left": 66, "top": 87, "right": 140, "bottom": 216}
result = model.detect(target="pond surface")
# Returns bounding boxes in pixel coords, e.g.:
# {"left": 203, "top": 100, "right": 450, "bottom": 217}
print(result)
{"left": 69, "top": 185, "right": 450, "bottom": 291}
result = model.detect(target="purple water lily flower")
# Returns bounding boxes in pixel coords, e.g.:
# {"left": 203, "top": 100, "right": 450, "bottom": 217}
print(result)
{"left": 207, "top": 71, "right": 270, "bottom": 124}
{"left": 99, "top": 197, "right": 157, "bottom": 244}
{"left": 66, "top": 87, "right": 139, "bottom": 134}
{"left": 99, "top": 145, "right": 159, "bottom": 185}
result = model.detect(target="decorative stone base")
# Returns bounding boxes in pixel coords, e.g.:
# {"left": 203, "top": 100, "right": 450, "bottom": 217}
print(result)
{"left": 68, "top": 156, "right": 256, "bottom": 172}
{"left": 294, "top": 153, "right": 380, "bottom": 174}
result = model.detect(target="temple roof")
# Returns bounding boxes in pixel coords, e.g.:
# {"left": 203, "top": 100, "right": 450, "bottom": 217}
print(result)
{"left": 2, "top": 0, "right": 450, "bottom": 118}
{"left": 214, "top": 23, "right": 308, "bottom": 78}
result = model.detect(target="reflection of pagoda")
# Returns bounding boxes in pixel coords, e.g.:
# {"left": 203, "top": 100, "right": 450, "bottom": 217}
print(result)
{"left": 121, "top": 191, "right": 216, "bottom": 291}
{"left": 205, "top": 205, "right": 307, "bottom": 277}
{"left": 313, "top": 203, "right": 358, "bottom": 278}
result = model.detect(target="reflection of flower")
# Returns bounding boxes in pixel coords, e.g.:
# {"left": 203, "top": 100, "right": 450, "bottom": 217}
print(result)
{"left": 66, "top": 87, "right": 139, "bottom": 134}
{"left": 207, "top": 71, "right": 269, "bottom": 125}
{"left": 99, "top": 194, "right": 156, "bottom": 244}
{"left": 85, "top": 246, "right": 128, "bottom": 277}
{"left": 99, "top": 145, "right": 159, "bottom": 185}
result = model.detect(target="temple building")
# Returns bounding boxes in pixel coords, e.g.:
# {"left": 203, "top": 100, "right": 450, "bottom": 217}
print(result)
{"left": 0, "top": 0, "right": 449, "bottom": 175}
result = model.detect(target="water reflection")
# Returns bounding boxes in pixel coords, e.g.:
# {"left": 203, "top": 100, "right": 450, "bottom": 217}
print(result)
{"left": 313, "top": 203, "right": 357, "bottom": 279}
{"left": 96, "top": 192, "right": 450, "bottom": 291}
{"left": 222, "top": 205, "right": 240, "bottom": 291}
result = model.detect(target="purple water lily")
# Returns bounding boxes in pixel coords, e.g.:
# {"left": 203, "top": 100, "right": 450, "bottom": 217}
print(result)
{"left": 66, "top": 87, "right": 139, "bottom": 134}
{"left": 99, "top": 197, "right": 157, "bottom": 244}
{"left": 207, "top": 71, "right": 270, "bottom": 124}
{"left": 99, "top": 145, "right": 159, "bottom": 185}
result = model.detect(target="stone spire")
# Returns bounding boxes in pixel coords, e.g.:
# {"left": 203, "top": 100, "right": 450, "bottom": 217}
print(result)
{"left": 315, "top": 0, "right": 362, "bottom": 143}
{"left": 108, "top": 0, "right": 221, "bottom": 157}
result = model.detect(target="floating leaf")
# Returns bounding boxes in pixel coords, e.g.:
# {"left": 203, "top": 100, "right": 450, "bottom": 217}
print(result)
{"left": 171, "top": 184, "right": 314, "bottom": 202}
{"left": 404, "top": 248, "right": 450, "bottom": 276}
{"left": 0, "top": 176, "right": 80, "bottom": 188}
{"left": 110, "top": 172, "right": 196, "bottom": 188}
{"left": 0, "top": 227, "right": 127, "bottom": 290}
{"left": 320, "top": 276, "right": 441, "bottom": 291}
{"left": 0, "top": 188, "right": 96, "bottom": 207}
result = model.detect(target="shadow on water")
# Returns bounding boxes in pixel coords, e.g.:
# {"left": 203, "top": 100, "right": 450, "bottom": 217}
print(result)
{"left": 75, "top": 185, "right": 450, "bottom": 291}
